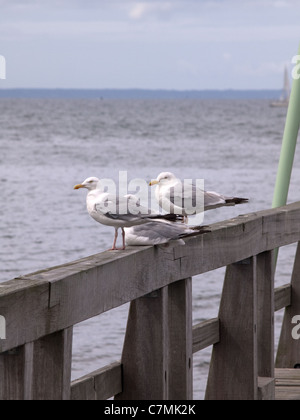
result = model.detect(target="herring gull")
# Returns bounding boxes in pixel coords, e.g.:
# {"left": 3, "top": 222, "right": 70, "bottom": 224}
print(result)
{"left": 149, "top": 171, "right": 248, "bottom": 218}
{"left": 125, "top": 219, "right": 209, "bottom": 246}
{"left": 74, "top": 177, "right": 182, "bottom": 250}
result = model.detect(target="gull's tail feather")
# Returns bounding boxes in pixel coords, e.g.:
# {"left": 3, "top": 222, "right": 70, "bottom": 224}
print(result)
{"left": 152, "top": 213, "right": 184, "bottom": 222}
{"left": 158, "top": 225, "right": 211, "bottom": 249}
{"left": 224, "top": 197, "right": 249, "bottom": 206}
{"left": 178, "top": 225, "right": 211, "bottom": 239}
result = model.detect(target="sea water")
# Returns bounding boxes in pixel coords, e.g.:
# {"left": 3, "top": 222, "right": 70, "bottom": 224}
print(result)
{"left": 0, "top": 97, "right": 299, "bottom": 399}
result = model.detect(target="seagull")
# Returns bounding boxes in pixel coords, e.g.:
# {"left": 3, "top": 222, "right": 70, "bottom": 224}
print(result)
{"left": 125, "top": 219, "right": 209, "bottom": 246}
{"left": 74, "top": 177, "right": 183, "bottom": 250}
{"left": 149, "top": 171, "right": 248, "bottom": 219}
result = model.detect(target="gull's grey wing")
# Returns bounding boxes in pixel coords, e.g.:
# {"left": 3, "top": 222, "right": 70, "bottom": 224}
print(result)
{"left": 204, "top": 191, "right": 248, "bottom": 210}
{"left": 125, "top": 220, "right": 210, "bottom": 246}
{"left": 95, "top": 194, "right": 182, "bottom": 222}
{"left": 167, "top": 182, "right": 247, "bottom": 212}
{"left": 125, "top": 221, "right": 190, "bottom": 245}
{"left": 203, "top": 190, "right": 227, "bottom": 210}
{"left": 167, "top": 182, "right": 203, "bottom": 209}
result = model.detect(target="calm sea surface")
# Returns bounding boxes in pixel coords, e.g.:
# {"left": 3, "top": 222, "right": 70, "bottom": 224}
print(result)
{"left": 0, "top": 98, "right": 299, "bottom": 399}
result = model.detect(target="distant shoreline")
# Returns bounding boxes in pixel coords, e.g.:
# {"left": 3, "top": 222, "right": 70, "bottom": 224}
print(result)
{"left": 0, "top": 88, "right": 282, "bottom": 99}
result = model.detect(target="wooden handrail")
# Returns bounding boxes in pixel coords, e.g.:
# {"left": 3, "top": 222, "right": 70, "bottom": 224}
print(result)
{"left": 1, "top": 201, "right": 300, "bottom": 400}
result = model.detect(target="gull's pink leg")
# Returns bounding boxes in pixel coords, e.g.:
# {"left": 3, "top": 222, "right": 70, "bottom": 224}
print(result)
{"left": 110, "top": 228, "right": 126, "bottom": 251}
{"left": 121, "top": 228, "right": 126, "bottom": 250}
{"left": 111, "top": 228, "right": 119, "bottom": 250}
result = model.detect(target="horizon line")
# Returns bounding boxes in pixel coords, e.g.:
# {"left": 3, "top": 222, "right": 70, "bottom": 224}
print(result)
{"left": 0, "top": 87, "right": 282, "bottom": 91}
{"left": 0, "top": 87, "right": 282, "bottom": 100}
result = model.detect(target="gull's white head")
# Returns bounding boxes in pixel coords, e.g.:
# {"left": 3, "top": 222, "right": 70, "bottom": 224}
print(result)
{"left": 74, "top": 176, "right": 101, "bottom": 191}
{"left": 149, "top": 172, "right": 177, "bottom": 186}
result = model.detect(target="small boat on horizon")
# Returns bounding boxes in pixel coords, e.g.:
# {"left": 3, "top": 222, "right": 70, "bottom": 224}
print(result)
{"left": 270, "top": 66, "right": 290, "bottom": 108}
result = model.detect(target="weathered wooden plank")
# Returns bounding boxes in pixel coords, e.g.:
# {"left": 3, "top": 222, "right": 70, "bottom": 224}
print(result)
{"left": 276, "top": 242, "right": 300, "bottom": 368}
{"left": 192, "top": 318, "right": 219, "bottom": 353}
{"left": 275, "top": 369, "right": 300, "bottom": 400}
{"left": 256, "top": 251, "right": 274, "bottom": 380}
{"left": 177, "top": 213, "right": 264, "bottom": 278}
{"left": 71, "top": 373, "right": 95, "bottom": 401}
{"left": 205, "top": 257, "right": 258, "bottom": 400}
{"left": 167, "top": 279, "right": 193, "bottom": 400}
{"left": 275, "top": 368, "right": 300, "bottom": 379}
{"left": 275, "top": 284, "right": 291, "bottom": 311}
{"left": 0, "top": 279, "right": 50, "bottom": 353}
{"left": 21, "top": 247, "right": 182, "bottom": 341}
{"left": 276, "top": 378, "right": 300, "bottom": 386}
{"left": 71, "top": 361, "right": 122, "bottom": 401}
{"left": 262, "top": 204, "right": 300, "bottom": 250}
{"left": 275, "top": 387, "right": 300, "bottom": 400}
{"left": 172, "top": 204, "right": 300, "bottom": 281}
{"left": 94, "top": 361, "right": 122, "bottom": 400}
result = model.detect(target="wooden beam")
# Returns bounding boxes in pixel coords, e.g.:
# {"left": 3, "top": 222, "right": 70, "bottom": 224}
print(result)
{"left": 0, "top": 279, "right": 50, "bottom": 353}
{"left": 276, "top": 242, "right": 300, "bottom": 368}
{"left": 192, "top": 318, "right": 219, "bottom": 353}
{"left": 71, "top": 361, "right": 122, "bottom": 400}
{"left": 275, "top": 284, "right": 291, "bottom": 311}
{"left": 275, "top": 368, "right": 300, "bottom": 400}
{"left": 71, "top": 373, "right": 95, "bottom": 401}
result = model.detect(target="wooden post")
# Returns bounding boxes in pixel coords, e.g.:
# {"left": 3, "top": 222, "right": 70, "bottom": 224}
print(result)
{"left": 0, "top": 345, "right": 29, "bottom": 400}
{"left": 206, "top": 257, "right": 258, "bottom": 400}
{"left": 256, "top": 251, "right": 275, "bottom": 377}
{"left": 0, "top": 327, "right": 73, "bottom": 400}
{"left": 205, "top": 252, "right": 275, "bottom": 400}
{"left": 29, "top": 327, "right": 73, "bottom": 400}
{"left": 276, "top": 242, "right": 300, "bottom": 368}
{"left": 256, "top": 251, "right": 275, "bottom": 399}
{"left": 115, "top": 278, "right": 193, "bottom": 400}
{"left": 115, "top": 287, "right": 169, "bottom": 400}
{"left": 167, "top": 278, "right": 193, "bottom": 400}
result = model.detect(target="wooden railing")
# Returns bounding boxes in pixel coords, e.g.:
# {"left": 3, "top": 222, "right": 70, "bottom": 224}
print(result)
{"left": 1, "top": 202, "right": 300, "bottom": 400}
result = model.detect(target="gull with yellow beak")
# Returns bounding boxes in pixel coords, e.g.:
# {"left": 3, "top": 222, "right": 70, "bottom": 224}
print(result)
{"left": 150, "top": 171, "right": 248, "bottom": 219}
{"left": 74, "top": 176, "right": 183, "bottom": 250}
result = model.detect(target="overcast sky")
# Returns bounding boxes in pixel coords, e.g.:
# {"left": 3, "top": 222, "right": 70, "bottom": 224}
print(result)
{"left": 0, "top": 0, "right": 299, "bottom": 89}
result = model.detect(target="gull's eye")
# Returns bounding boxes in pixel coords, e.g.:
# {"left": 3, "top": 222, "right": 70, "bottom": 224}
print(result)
{"left": 89, "top": 180, "right": 94, "bottom": 183}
